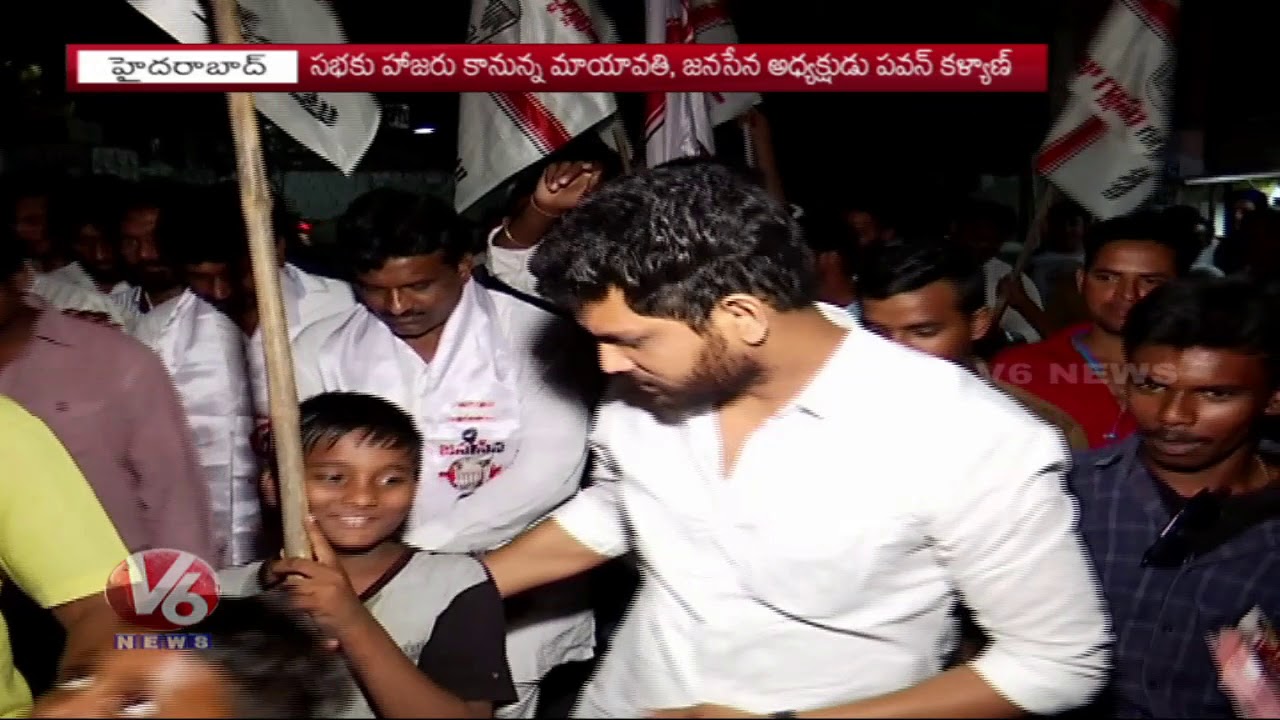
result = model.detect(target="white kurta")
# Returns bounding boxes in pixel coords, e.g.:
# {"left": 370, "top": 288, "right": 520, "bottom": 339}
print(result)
{"left": 292, "top": 277, "right": 595, "bottom": 712}
{"left": 47, "top": 260, "right": 142, "bottom": 327}
{"left": 245, "top": 263, "right": 356, "bottom": 421}
{"left": 26, "top": 264, "right": 129, "bottom": 327}
{"left": 131, "top": 290, "right": 260, "bottom": 567}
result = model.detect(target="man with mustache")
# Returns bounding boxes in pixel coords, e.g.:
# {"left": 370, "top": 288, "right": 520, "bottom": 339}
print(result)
{"left": 482, "top": 163, "right": 1110, "bottom": 719}
{"left": 160, "top": 186, "right": 355, "bottom": 455}
{"left": 291, "top": 186, "right": 599, "bottom": 719}
{"left": 1068, "top": 277, "right": 1280, "bottom": 718}
{"left": 117, "top": 182, "right": 187, "bottom": 324}
{"left": 45, "top": 186, "right": 135, "bottom": 319}
{"left": 994, "top": 212, "right": 1197, "bottom": 447}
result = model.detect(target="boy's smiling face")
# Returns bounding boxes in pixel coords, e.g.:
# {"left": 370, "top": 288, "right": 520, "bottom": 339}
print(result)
{"left": 33, "top": 647, "right": 233, "bottom": 718}
{"left": 304, "top": 431, "right": 418, "bottom": 552}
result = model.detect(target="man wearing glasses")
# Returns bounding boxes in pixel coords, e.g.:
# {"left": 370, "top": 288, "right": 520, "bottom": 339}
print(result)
{"left": 1069, "top": 276, "right": 1280, "bottom": 718}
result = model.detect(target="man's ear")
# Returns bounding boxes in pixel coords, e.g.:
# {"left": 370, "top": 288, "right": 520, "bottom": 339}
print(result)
{"left": 1076, "top": 266, "right": 1086, "bottom": 294}
{"left": 259, "top": 470, "right": 279, "bottom": 509}
{"left": 1265, "top": 389, "right": 1280, "bottom": 416}
{"left": 457, "top": 253, "right": 474, "bottom": 282}
{"left": 969, "top": 306, "right": 995, "bottom": 342}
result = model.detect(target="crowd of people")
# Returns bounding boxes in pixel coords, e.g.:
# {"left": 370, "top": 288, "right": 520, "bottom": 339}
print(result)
{"left": 1, "top": 145, "right": 1278, "bottom": 719}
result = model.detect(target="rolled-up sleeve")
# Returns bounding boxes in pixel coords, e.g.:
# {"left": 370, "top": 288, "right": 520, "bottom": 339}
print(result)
{"left": 551, "top": 402, "right": 632, "bottom": 559}
{"left": 930, "top": 421, "right": 1112, "bottom": 715}
{"left": 123, "top": 351, "right": 219, "bottom": 563}
{"left": 552, "top": 478, "right": 629, "bottom": 559}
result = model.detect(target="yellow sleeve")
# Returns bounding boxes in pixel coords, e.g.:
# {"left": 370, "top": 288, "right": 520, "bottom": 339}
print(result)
{"left": 0, "top": 397, "right": 129, "bottom": 608}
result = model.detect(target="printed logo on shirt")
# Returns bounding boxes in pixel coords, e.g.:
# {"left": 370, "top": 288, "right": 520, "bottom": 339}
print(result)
{"left": 438, "top": 427, "right": 507, "bottom": 457}
{"left": 438, "top": 427, "right": 505, "bottom": 496}
{"left": 440, "top": 456, "right": 505, "bottom": 497}
{"left": 104, "top": 549, "right": 222, "bottom": 631}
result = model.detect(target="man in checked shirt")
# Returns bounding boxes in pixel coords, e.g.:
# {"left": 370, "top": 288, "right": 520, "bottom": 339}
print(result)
{"left": 1069, "top": 276, "right": 1280, "bottom": 718}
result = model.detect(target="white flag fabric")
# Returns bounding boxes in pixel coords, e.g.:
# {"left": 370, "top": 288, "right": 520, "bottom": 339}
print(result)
{"left": 126, "top": 0, "right": 380, "bottom": 175}
{"left": 455, "top": 0, "right": 620, "bottom": 213}
{"left": 1035, "top": 0, "right": 1177, "bottom": 219}
{"left": 644, "top": 0, "right": 759, "bottom": 167}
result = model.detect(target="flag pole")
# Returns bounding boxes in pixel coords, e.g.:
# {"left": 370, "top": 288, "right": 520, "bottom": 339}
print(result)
{"left": 991, "top": 181, "right": 1057, "bottom": 327}
{"left": 210, "top": 0, "right": 312, "bottom": 560}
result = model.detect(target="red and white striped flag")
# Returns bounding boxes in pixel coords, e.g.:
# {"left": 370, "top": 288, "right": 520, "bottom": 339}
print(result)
{"left": 455, "top": 0, "right": 622, "bottom": 213}
{"left": 644, "top": 0, "right": 759, "bottom": 167}
{"left": 1035, "top": 0, "right": 1177, "bottom": 219}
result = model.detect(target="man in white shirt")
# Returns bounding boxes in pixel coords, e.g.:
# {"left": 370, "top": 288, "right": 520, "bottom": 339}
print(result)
{"left": 164, "top": 187, "right": 355, "bottom": 443}
{"left": 117, "top": 182, "right": 188, "bottom": 323}
{"left": 130, "top": 198, "right": 261, "bottom": 567}
{"left": 484, "top": 163, "right": 1112, "bottom": 719}
{"left": 47, "top": 201, "right": 140, "bottom": 324}
{"left": 292, "top": 188, "right": 597, "bottom": 719}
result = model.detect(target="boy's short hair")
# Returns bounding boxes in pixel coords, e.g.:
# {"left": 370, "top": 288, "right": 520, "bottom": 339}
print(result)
{"left": 1124, "top": 276, "right": 1280, "bottom": 388}
{"left": 289, "top": 392, "right": 424, "bottom": 472}
{"left": 1082, "top": 210, "right": 1198, "bottom": 274}
{"left": 858, "top": 236, "right": 987, "bottom": 315}
{"left": 188, "top": 592, "right": 349, "bottom": 717}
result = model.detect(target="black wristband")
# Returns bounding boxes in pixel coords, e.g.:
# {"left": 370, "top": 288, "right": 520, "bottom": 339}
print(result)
{"left": 770, "top": 713, "right": 797, "bottom": 719}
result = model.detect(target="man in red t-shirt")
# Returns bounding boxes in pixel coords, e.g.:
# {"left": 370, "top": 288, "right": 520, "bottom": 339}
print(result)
{"left": 993, "top": 212, "right": 1196, "bottom": 448}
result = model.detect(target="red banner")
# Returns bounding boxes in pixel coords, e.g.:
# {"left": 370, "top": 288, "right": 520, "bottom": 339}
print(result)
{"left": 67, "top": 44, "right": 1047, "bottom": 93}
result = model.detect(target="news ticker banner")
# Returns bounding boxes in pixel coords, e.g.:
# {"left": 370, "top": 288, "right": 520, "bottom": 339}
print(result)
{"left": 67, "top": 44, "right": 1047, "bottom": 93}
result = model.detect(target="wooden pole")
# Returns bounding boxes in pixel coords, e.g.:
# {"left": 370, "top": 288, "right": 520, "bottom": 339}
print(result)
{"left": 210, "top": 0, "right": 311, "bottom": 560}
{"left": 991, "top": 182, "right": 1057, "bottom": 327}
{"left": 611, "top": 121, "right": 633, "bottom": 174}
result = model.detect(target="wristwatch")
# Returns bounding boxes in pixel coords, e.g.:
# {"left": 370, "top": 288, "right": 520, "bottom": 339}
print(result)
{"left": 770, "top": 712, "right": 797, "bottom": 719}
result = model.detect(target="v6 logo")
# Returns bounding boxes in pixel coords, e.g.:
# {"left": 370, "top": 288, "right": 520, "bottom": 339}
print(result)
{"left": 104, "top": 549, "right": 221, "bottom": 631}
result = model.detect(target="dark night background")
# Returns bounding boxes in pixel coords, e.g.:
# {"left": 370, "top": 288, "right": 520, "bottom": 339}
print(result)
{"left": 1, "top": 0, "right": 1278, "bottom": 212}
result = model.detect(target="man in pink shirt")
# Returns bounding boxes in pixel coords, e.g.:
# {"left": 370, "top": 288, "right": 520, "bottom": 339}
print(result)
{"left": 0, "top": 226, "right": 216, "bottom": 562}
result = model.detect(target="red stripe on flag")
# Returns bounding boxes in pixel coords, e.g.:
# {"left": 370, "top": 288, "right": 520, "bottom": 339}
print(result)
{"left": 645, "top": 93, "right": 666, "bottom": 130}
{"left": 1036, "top": 115, "right": 1108, "bottom": 175}
{"left": 1130, "top": 0, "right": 1176, "bottom": 37}
{"left": 494, "top": 93, "right": 574, "bottom": 154}
{"left": 687, "top": 2, "right": 729, "bottom": 36}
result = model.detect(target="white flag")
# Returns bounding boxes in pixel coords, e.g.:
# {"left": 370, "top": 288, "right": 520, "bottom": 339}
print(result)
{"left": 126, "top": 0, "right": 380, "bottom": 176}
{"left": 455, "top": 0, "right": 619, "bottom": 213}
{"left": 1036, "top": 0, "right": 1177, "bottom": 219}
{"left": 644, "top": 0, "right": 759, "bottom": 167}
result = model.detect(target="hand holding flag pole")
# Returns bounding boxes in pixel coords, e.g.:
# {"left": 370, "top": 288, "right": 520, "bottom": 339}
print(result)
{"left": 990, "top": 183, "right": 1056, "bottom": 328}
{"left": 210, "top": 0, "right": 312, "bottom": 560}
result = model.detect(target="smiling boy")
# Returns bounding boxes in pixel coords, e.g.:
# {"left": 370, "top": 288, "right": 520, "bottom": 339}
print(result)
{"left": 218, "top": 392, "right": 516, "bottom": 718}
